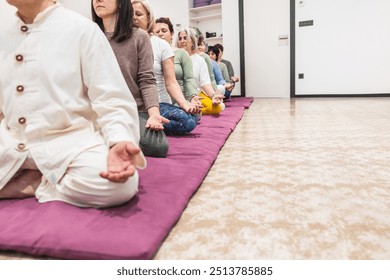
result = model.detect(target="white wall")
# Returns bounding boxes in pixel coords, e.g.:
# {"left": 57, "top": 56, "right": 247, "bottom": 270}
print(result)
{"left": 0, "top": 0, "right": 16, "bottom": 22}
{"left": 148, "top": 0, "right": 189, "bottom": 31}
{"left": 244, "top": 0, "right": 290, "bottom": 98}
{"left": 61, "top": 0, "right": 91, "bottom": 18}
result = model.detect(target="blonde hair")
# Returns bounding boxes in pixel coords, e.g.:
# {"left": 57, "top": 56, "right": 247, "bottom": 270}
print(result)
{"left": 131, "top": 0, "right": 155, "bottom": 34}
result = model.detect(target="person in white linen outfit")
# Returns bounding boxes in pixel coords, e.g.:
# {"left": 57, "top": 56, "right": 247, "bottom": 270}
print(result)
{"left": 0, "top": 0, "right": 146, "bottom": 208}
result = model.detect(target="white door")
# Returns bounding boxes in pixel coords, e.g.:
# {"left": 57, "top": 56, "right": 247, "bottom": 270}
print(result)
{"left": 295, "top": 0, "right": 390, "bottom": 95}
{"left": 244, "top": 0, "right": 290, "bottom": 98}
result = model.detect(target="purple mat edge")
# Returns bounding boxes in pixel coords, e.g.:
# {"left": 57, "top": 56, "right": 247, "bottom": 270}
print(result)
{"left": 0, "top": 98, "right": 253, "bottom": 259}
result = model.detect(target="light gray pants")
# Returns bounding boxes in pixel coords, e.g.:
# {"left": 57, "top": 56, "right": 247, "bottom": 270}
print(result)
{"left": 17, "top": 145, "right": 139, "bottom": 208}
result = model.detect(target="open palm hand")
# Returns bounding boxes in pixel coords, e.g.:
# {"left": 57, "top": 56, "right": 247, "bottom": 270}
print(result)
{"left": 99, "top": 142, "right": 141, "bottom": 183}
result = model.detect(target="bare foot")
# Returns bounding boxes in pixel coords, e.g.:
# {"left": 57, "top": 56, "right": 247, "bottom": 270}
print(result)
{"left": 0, "top": 170, "right": 42, "bottom": 199}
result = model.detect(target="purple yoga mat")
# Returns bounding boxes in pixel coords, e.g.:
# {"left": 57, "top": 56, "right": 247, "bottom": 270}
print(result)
{"left": 0, "top": 101, "right": 251, "bottom": 259}
{"left": 225, "top": 97, "right": 254, "bottom": 109}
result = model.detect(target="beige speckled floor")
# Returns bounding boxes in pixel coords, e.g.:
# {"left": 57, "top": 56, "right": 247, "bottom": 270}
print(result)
{"left": 2, "top": 97, "right": 390, "bottom": 260}
{"left": 154, "top": 97, "right": 390, "bottom": 259}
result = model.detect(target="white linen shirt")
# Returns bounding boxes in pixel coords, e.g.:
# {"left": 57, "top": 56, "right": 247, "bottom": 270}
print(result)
{"left": 191, "top": 53, "right": 212, "bottom": 90}
{"left": 0, "top": 3, "right": 145, "bottom": 189}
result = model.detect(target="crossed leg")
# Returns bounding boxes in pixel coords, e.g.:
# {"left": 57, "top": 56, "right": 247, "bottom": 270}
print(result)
{"left": 0, "top": 169, "right": 42, "bottom": 199}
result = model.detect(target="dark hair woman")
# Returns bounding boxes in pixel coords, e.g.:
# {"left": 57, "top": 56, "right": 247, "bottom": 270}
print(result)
{"left": 92, "top": 0, "right": 169, "bottom": 157}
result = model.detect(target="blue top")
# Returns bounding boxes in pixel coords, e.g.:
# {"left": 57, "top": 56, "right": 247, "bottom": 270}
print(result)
{"left": 211, "top": 60, "right": 226, "bottom": 85}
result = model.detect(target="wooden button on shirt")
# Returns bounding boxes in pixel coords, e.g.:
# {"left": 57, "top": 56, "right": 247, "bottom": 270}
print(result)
{"left": 17, "top": 143, "right": 25, "bottom": 151}
{"left": 18, "top": 117, "right": 26, "bottom": 124}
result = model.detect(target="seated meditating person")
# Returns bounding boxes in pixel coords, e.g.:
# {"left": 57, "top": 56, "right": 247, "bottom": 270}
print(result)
{"left": 132, "top": 0, "right": 200, "bottom": 135}
{"left": 196, "top": 34, "right": 226, "bottom": 101}
{"left": 197, "top": 36, "right": 208, "bottom": 53}
{"left": 214, "top": 43, "right": 240, "bottom": 83}
{"left": 208, "top": 45, "right": 234, "bottom": 99}
{"left": 92, "top": 0, "right": 169, "bottom": 157}
{"left": 176, "top": 27, "right": 224, "bottom": 115}
{"left": 154, "top": 17, "right": 203, "bottom": 119}
{"left": 0, "top": 0, "right": 145, "bottom": 208}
